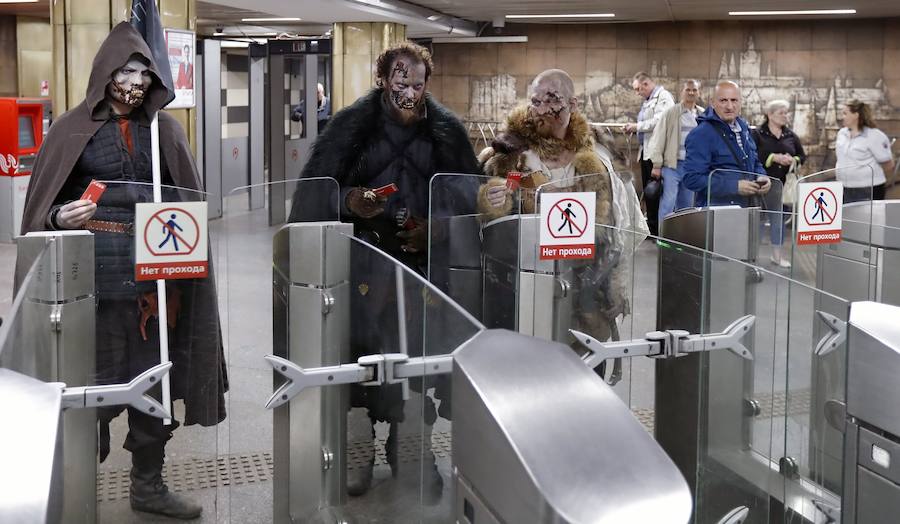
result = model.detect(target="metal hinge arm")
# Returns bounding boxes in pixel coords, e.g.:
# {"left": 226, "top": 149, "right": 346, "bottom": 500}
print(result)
{"left": 59, "top": 362, "right": 172, "bottom": 419}
{"left": 571, "top": 314, "right": 756, "bottom": 370}
{"left": 265, "top": 353, "right": 454, "bottom": 410}
{"left": 814, "top": 311, "right": 847, "bottom": 357}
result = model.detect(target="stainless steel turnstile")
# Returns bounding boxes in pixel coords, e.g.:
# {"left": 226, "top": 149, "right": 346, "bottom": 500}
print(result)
{"left": 813, "top": 200, "right": 900, "bottom": 490}
{"left": 271, "top": 222, "right": 352, "bottom": 524}
{"left": 657, "top": 207, "right": 762, "bottom": 518}
{"left": 842, "top": 301, "right": 900, "bottom": 524}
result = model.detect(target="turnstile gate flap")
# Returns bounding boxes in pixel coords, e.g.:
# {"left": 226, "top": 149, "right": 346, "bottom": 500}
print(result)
{"left": 0, "top": 368, "right": 63, "bottom": 524}
{"left": 842, "top": 200, "right": 900, "bottom": 248}
{"left": 847, "top": 301, "right": 900, "bottom": 436}
{"left": 452, "top": 330, "right": 692, "bottom": 524}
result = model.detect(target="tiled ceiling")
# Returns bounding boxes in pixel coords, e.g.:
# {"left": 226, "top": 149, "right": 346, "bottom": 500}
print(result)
{"left": 410, "top": 0, "right": 900, "bottom": 21}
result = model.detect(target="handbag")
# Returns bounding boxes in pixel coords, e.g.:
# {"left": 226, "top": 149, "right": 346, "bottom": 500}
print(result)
{"left": 782, "top": 159, "right": 799, "bottom": 207}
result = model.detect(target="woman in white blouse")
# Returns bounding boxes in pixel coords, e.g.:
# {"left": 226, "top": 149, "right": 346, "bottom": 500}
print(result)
{"left": 835, "top": 99, "right": 895, "bottom": 203}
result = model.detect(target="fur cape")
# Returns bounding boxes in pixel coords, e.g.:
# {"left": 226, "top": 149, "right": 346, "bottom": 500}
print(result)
{"left": 288, "top": 88, "right": 481, "bottom": 221}
{"left": 477, "top": 107, "right": 613, "bottom": 224}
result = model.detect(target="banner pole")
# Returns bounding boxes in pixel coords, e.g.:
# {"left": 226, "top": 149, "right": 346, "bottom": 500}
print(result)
{"left": 150, "top": 113, "right": 172, "bottom": 425}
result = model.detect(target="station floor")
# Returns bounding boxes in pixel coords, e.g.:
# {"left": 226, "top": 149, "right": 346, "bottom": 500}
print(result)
{"left": 0, "top": 204, "right": 807, "bottom": 523}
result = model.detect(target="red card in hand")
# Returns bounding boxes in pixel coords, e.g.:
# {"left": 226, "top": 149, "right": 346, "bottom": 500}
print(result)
{"left": 373, "top": 183, "right": 399, "bottom": 197}
{"left": 506, "top": 172, "right": 523, "bottom": 191}
{"left": 80, "top": 180, "right": 107, "bottom": 204}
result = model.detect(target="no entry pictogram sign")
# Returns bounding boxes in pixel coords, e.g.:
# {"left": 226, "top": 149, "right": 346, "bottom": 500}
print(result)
{"left": 797, "top": 182, "right": 843, "bottom": 245}
{"left": 539, "top": 192, "right": 596, "bottom": 260}
{"left": 135, "top": 202, "right": 209, "bottom": 281}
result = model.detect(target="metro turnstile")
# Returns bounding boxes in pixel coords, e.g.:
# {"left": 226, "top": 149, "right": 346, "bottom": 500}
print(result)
{"left": 842, "top": 301, "right": 900, "bottom": 524}
{"left": 481, "top": 214, "right": 575, "bottom": 339}
{"left": 271, "top": 222, "right": 352, "bottom": 524}
{"left": 658, "top": 206, "right": 762, "bottom": 520}
{"left": 812, "top": 200, "right": 900, "bottom": 490}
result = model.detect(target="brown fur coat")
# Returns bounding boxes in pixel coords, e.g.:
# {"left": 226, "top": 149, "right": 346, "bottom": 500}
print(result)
{"left": 477, "top": 107, "right": 613, "bottom": 225}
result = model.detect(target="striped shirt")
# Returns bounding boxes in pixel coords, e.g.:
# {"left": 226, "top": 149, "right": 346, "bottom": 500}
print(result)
{"left": 678, "top": 107, "right": 700, "bottom": 160}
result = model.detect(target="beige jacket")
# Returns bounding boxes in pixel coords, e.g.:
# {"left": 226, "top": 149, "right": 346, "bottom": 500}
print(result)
{"left": 645, "top": 102, "right": 704, "bottom": 169}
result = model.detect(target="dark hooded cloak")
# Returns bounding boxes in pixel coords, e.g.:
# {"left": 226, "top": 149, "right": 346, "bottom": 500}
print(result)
{"left": 17, "top": 22, "right": 226, "bottom": 427}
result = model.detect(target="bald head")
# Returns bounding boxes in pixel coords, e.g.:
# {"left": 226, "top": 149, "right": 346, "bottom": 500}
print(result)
{"left": 712, "top": 81, "right": 742, "bottom": 124}
{"left": 530, "top": 69, "right": 575, "bottom": 99}
{"left": 528, "top": 69, "right": 578, "bottom": 139}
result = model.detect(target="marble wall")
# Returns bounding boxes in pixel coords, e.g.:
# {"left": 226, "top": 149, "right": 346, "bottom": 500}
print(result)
{"left": 429, "top": 19, "right": 900, "bottom": 170}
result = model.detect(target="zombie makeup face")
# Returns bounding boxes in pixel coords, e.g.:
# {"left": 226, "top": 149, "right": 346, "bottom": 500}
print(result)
{"left": 108, "top": 58, "right": 152, "bottom": 109}
{"left": 528, "top": 75, "right": 575, "bottom": 138}
{"left": 383, "top": 57, "right": 427, "bottom": 121}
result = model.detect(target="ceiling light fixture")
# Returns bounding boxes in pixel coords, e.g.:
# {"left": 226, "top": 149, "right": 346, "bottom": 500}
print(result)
{"left": 728, "top": 9, "right": 856, "bottom": 16}
{"left": 241, "top": 17, "right": 302, "bottom": 22}
{"left": 505, "top": 13, "right": 615, "bottom": 19}
{"left": 0, "top": 1, "right": 39, "bottom": 3}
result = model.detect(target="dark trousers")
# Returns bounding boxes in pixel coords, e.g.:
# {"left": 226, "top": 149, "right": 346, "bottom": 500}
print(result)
{"left": 96, "top": 298, "right": 175, "bottom": 464}
{"left": 640, "top": 157, "right": 659, "bottom": 236}
{"left": 843, "top": 184, "right": 886, "bottom": 203}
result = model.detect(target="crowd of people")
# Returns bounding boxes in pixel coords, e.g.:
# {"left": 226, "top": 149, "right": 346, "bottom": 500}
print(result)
{"left": 18, "top": 29, "right": 897, "bottom": 517}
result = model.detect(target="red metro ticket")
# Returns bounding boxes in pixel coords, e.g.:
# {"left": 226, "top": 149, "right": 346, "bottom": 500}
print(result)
{"left": 80, "top": 180, "right": 107, "bottom": 204}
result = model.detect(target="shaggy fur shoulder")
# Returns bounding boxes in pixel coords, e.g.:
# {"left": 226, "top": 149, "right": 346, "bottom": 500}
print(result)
{"left": 478, "top": 107, "right": 613, "bottom": 225}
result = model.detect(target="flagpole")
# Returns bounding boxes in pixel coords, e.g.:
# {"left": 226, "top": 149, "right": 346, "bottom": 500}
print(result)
{"left": 150, "top": 113, "right": 172, "bottom": 425}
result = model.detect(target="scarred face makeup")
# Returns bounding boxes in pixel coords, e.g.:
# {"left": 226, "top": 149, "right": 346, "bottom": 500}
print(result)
{"left": 528, "top": 78, "right": 573, "bottom": 137}
{"left": 108, "top": 58, "right": 152, "bottom": 108}
{"left": 384, "top": 58, "right": 427, "bottom": 122}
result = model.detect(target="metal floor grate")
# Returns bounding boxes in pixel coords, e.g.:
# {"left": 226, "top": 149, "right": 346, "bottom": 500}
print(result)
{"left": 97, "top": 392, "right": 808, "bottom": 502}
{"left": 97, "top": 452, "right": 273, "bottom": 502}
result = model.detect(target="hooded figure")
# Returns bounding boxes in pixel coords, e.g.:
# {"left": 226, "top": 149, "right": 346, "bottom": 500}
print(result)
{"left": 18, "top": 22, "right": 225, "bottom": 519}
{"left": 478, "top": 69, "right": 648, "bottom": 373}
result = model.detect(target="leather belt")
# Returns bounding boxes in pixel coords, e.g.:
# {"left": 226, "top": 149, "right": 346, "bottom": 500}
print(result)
{"left": 85, "top": 219, "right": 134, "bottom": 235}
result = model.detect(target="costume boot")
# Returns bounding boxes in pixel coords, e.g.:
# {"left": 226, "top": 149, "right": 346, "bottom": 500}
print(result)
{"left": 130, "top": 445, "right": 202, "bottom": 519}
{"left": 347, "top": 412, "right": 375, "bottom": 496}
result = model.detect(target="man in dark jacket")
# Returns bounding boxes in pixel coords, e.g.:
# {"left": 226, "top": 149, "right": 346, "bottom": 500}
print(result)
{"left": 683, "top": 81, "right": 771, "bottom": 207}
{"left": 19, "top": 23, "right": 226, "bottom": 519}
{"left": 288, "top": 42, "right": 480, "bottom": 500}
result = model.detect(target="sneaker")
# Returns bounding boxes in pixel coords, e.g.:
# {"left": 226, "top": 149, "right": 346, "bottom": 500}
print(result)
{"left": 770, "top": 256, "right": 792, "bottom": 269}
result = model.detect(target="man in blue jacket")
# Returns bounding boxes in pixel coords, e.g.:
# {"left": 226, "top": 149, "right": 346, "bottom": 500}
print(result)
{"left": 683, "top": 80, "right": 771, "bottom": 207}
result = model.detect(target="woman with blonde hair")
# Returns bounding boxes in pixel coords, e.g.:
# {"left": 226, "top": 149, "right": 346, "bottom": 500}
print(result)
{"left": 752, "top": 99, "right": 806, "bottom": 268}
{"left": 836, "top": 99, "right": 895, "bottom": 202}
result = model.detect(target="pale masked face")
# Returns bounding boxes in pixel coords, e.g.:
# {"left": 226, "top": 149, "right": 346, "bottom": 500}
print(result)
{"left": 383, "top": 57, "right": 427, "bottom": 118}
{"left": 108, "top": 58, "right": 152, "bottom": 108}
{"left": 528, "top": 77, "right": 575, "bottom": 137}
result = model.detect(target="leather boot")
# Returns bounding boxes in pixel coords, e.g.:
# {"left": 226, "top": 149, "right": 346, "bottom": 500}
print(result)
{"left": 347, "top": 414, "right": 375, "bottom": 496}
{"left": 130, "top": 447, "right": 202, "bottom": 519}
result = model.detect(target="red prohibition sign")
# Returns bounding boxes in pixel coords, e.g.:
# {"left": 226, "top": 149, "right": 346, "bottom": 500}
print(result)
{"left": 144, "top": 207, "right": 200, "bottom": 257}
{"left": 547, "top": 198, "right": 589, "bottom": 239}
{"left": 803, "top": 187, "right": 838, "bottom": 226}
{"left": 232, "top": 146, "right": 239, "bottom": 160}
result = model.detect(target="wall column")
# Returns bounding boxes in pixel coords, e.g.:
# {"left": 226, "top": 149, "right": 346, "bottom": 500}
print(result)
{"left": 51, "top": 0, "right": 196, "bottom": 148}
{"left": 331, "top": 22, "right": 406, "bottom": 112}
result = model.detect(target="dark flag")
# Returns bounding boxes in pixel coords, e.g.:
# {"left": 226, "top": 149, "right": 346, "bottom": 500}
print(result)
{"left": 130, "top": 0, "right": 175, "bottom": 106}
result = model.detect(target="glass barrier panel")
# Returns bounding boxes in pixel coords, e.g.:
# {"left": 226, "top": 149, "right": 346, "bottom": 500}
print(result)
{"left": 220, "top": 178, "right": 339, "bottom": 522}
{"left": 427, "top": 173, "right": 489, "bottom": 322}
{"left": 88, "top": 181, "right": 223, "bottom": 522}
{"left": 0, "top": 244, "right": 52, "bottom": 377}
{"left": 337, "top": 229, "right": 484, "bottom": 523}
{"left": 528, "top": 171, "right": 649, "bottom": 411}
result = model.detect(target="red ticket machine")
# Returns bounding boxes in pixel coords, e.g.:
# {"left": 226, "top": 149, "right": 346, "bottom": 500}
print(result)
{"left": 0, "top": 98, "right": 43, "bottom": 242}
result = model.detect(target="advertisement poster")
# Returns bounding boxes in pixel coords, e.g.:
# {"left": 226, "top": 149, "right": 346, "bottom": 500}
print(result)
{"left": 164, "top": 28, "right": 195, "bottom": 109}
